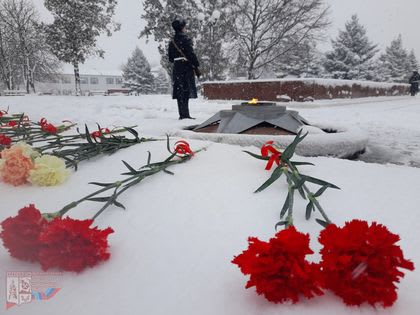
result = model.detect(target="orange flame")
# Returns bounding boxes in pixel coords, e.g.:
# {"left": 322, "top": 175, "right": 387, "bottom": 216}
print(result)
{"left": 248, "top": 98, "right": 258, "bottom": 105}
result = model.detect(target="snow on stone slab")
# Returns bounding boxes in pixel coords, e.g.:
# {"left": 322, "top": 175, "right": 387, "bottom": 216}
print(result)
{"left": 0, "top": 95, "right": 419, "bottom": 314}
{"left": 174, "top": 125, "right": 368, "bottom": 159}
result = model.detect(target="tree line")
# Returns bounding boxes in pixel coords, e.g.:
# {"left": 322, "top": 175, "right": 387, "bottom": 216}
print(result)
{"left": 141, "top": 1, "right": 418, "bottom": 84}
{"left": 0, "top": 0, "right": 418, "bottom": 95}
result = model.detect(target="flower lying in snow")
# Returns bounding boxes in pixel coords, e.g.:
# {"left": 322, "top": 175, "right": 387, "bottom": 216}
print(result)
{"left": 232, "top": 227, "right": 324, "bottom": 304}
{"left": 261, "top": 141, "right": 282, "bottom": 170}
{"left": 318, "top": 220, "right": 414, "bottom": 307}
{"left": 0, "top": 143, "right": 35, "bottom": 186}
{"left": 0, "top": 205, "right": 114, "bottom": 272}
{"left": 38, "top": 217, "right": 114, "bottom": 272}
{"left": 0, "top": 204, "right": 48, "bottom": 262}
{"left": 29, "top": 155, "right": 70, "bottom": 186}
{"left": 0, "top": 134, "right": 12, "bottom": 146}
{"left": 39, "top": 118, "right": 58, "bottom": 134}
{"left": 91, "top": 128, "right": 111, "bottom": 139}
{"left": 174, "top": 140, "right": 194, "bottom": 156}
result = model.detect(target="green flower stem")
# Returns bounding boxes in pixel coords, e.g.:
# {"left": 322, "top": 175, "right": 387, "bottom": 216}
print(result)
{"left": 50, "top": 152, "right": 193, "bottom": 221}
{"left": 286, "top": 161, "right": 332, "bottom": 224}
{"left": 285, "top": 172, "right": 295, "bottom": 227}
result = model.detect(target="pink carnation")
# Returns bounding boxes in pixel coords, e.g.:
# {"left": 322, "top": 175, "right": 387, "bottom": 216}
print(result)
{"left": 0, "top": 146, "right": 34, "bottom": 186}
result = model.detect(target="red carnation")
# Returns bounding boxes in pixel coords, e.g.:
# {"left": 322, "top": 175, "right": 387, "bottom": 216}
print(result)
{"left": 38, "top": 217, "right": 114, "bottom": 272}
{"left": 91, "top": 128, "right": 111, "bottom": 139}
{"left": 39, "top": 118, "right": 57, "bottom": 134}
{"left": 7, "top": 121, "right": 17, "bottom": 127}
{"left": 0, "top": 204, "right": 48, "bottom": 262}
{"left": 261, "top": 141, "right": 281, "bottom": 170}
{"left": 232, "top": 227, "right": 324, "bottom": 303}
{"left": 174, "top": 140, "right": 194, "bottom": 156}
{"left": 0, "top": 134, "right": 12, "bottom": 146}
{"left": 319, "top": 220, "right": 415, "bottom": 307}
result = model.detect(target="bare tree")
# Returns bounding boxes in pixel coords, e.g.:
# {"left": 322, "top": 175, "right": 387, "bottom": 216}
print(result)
{"left": 231, "top": 0, "right": 330, "bottom": 79}
{"left": 0, "top": 0, "right": 60, "bottom": 92}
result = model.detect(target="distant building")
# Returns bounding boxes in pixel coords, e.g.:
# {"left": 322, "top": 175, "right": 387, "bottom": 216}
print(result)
{"left": 35, "top": 70, "right": 124, "bottom": 95}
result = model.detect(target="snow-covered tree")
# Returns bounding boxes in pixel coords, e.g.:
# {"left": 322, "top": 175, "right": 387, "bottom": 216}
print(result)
{"left": 122, "top": 47, "right": 155, "bottom": 95}
{"left": 408, "top": 50, "right": 419, "bottom": 72}
{"left": 0, "top": 0, "right": 60, "bottom": 92}
{"left": 140, "top": 0, "right": 234, "bottom": 81}
{"left": 231, "top": 0, "right": 330, "bottom": 79}
{"left": 377, "top": 35, "right": 412, "bottom": 83}
{"left": 43, "top": 0, "right": 120, "bottom": 95}
{"left": 153, "top": 67, "right": 171, "bottom": 94}
{"left": 324, "top": 15, "right": 378, "bottom": 80}
{"left": 273, "top": 40, "right": 324, "bottom": 78}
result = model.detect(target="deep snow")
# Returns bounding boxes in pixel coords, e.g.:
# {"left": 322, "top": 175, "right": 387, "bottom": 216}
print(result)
{"left": 0, "top": 94, "right": 419, "bottom": 315}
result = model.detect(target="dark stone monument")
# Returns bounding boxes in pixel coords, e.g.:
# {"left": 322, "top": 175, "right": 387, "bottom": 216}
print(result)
{"left": 193, "top": 101, "right": 309, "bottom": 135}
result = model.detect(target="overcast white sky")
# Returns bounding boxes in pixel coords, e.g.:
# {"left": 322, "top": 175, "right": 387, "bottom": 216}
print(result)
{"left": 32, "top": 0, "right": 420, "bottom": 74}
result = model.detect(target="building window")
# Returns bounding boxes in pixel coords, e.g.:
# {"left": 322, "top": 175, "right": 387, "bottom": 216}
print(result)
{"left": 61, "top": 76, "right": 71, "bottom": 84}
{"left": 80, "top": 77, "right": 88, "bottom": 85}
{"left": 106, "top": 77, "right": 115, "bottom": 85}
{"left": 90, "top": 77, "right": 99, "bottom": 84}
{"left": 115, "top": 77, "right": 123, "bottom": 84}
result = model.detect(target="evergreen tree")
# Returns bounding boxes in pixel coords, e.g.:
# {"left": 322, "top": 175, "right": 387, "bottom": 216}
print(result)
{"left": 122, "top": 47, "right": 155, "bottom": 94}
{"left": 324, "top": 15, "right": 378, "bottom": 80}
{"left": 274, "top": 40, "right": 324, "bottom": 78}
{"left": 378, "top": 35, "right": 411, "bottom": 82}
{"left": 408, "top": 50, "right": 419, "bottom": 71}
{"left": 43, "top": 0, "right": 120, "bottom": 95}
{"left": 153, "top": 67, "right": 171, "bottom": 94}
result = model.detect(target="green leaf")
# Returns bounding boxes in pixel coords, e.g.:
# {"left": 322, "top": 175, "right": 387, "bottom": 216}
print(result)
{"left": 122, "top": 160, "right": 137, "bottom": 174}
{"left": 166, "top": 134, "right": 172, "bottom": 153}
{"left": 280, "top": 193, "right": 290, "bottom": 218}
{"left": 87, "top": 197, "right": 111, "bottom": 202}
{"left": 254, "top": 166, "right": 283, "bottom": 193}
{"left": 85, "top": 125, "right": 93, "bottom": 144}
{"left": 305, "top": 202, "right": 314, "bottom": 220}
{"left": 147, "top": 151, "right": 151, "bottom": 165}
{"left": 164, "top": 169, "right": 175, "bottom": 175}
{"left": 275, "top": 221, "right": 288, "bottom": 230}
{"left": 125, "top": 127, "right": 139, "bottom": 138}
{"left": 281, "top": 131, "right": 307, "bottom": 161}
{"left": 290, "top": 161, "right": 315, "bottom": 166}
{"left": 314, "top": 186, "right": 329, "bottom": 197}
{"left": 243, "top": 150, "right": 269, "bottom": 161}
{"left": 316, "top": 219, "right": 330, "bottom": 228}
{"left": 297, "top": 186, "right": 307, "bottom": 199}
{"left": 113, "top": 200, "right": 126, "bottom": 210}
{"left": 89, "top": 182, "right": 114, "bottom": 187}
{"left": 300, "top": 175, "right": 340, "bottom": 189}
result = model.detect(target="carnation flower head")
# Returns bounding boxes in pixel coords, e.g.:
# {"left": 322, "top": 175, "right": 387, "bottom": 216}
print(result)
{"left": 29, "top": 155, "right": 70, "bottom": 186}
{"left": 38, "top": 217, "right": 114, "bottom": 272}
{"left": 232, "top": 227, "right": 324, "bottom": 303}
{"left": 0, "top": 134, "right": 12, "bottom": 146}
{"left": 319, "top": 220, "right": 415, "bottom": 307}
{"left": 14, "top": 142, "right": 40, "bottom": 159}
{"left": 0, "top": 143, "right": 35, "bottom": 186}
{"left": 0, "top": 204, "right": 48, "bottom": 261}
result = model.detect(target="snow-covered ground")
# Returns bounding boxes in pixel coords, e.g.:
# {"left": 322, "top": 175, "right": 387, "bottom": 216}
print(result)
{"left": 1, "top": 94, "right": 420, "bottom": 314}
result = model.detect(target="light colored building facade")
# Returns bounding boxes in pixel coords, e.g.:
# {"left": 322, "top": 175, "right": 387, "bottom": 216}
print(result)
{"left": 36, "top": 72, "right": 124, "bottom": 95}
